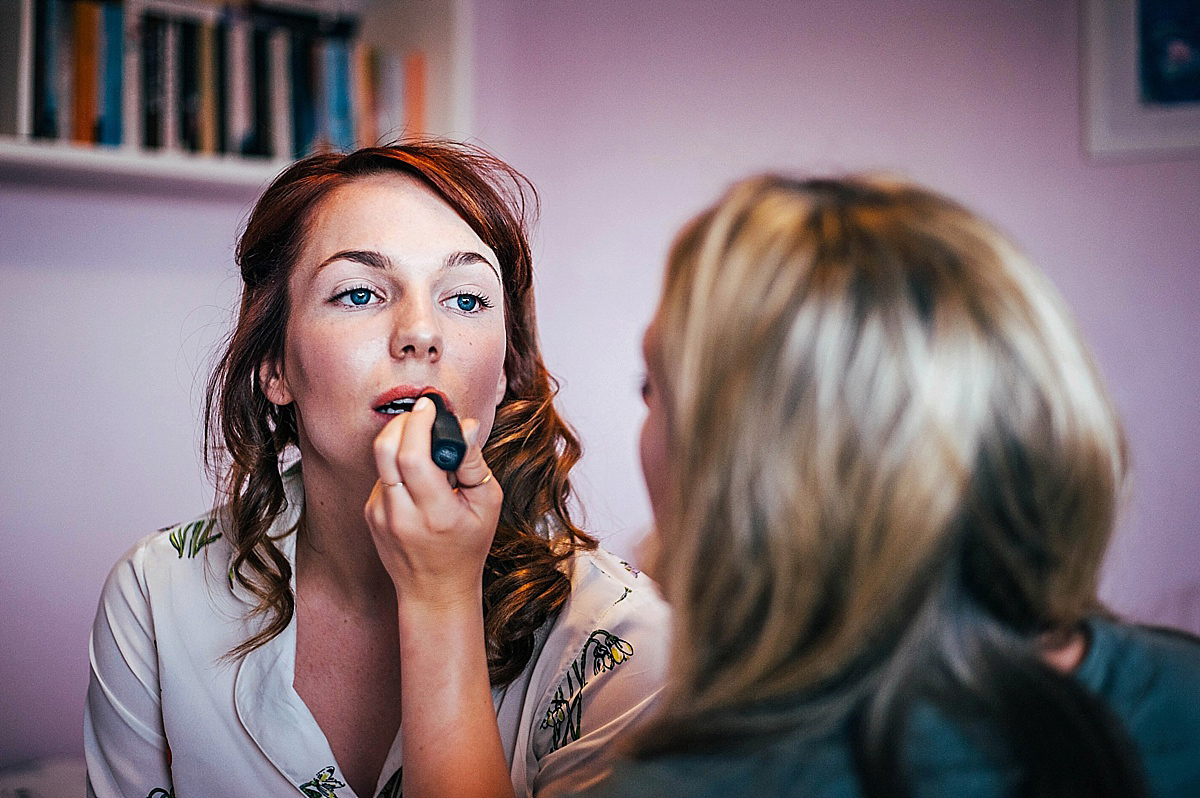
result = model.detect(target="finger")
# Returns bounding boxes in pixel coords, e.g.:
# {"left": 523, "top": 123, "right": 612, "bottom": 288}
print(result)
{"left": 454, "top": 419, "right": 499, "bottom": 496}
{"left": 373, "top": 410, "right": 412, "bottom": 487}
{"left": 395, "top": 396, "right": 456, "bottom": 509}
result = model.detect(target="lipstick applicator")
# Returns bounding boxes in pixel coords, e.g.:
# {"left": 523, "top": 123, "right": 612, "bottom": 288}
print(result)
{"left": 424, "top": 392, "right": 467, "bottom": 471}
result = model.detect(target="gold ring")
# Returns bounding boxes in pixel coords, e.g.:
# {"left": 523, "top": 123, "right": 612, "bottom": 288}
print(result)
{"left": 380, "top": 480, "right": 404, "bottom": 488}
{"left": 457, "top": 471, "right": 493, "bottom": 489}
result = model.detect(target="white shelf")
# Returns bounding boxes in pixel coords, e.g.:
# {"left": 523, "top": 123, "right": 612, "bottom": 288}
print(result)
{"left": 0, "top": 135, "right": 287, "bottom": 190}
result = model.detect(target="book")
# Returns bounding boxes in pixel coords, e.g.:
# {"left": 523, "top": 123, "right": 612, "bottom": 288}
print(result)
{"left": 161, "top": 15, "right": 178, "bottom": 149}
{"left": 351, "top": 38, "right": 376, "bottom": 147}
{"left": 177, "top": 17, "right": 198, "bottom": 151}
{"left": 197, "top": 20, "right": 217, "bottom": 153}
{"left": 140, "top": 11, "right": 164, "bottom": 147}
{"left": 403, "top": 50, "right": 425, "bottom": 138}
{"left": 268, "top": 23, "right": 290, "bottom": 158}
{"left": 55, "top": 0, "right": 74, "bottom": 141}
{"left": 120, "top": 0, "right": 142, "bottom": 149}
{"left": 324, "top": 33, "right": 351, "bottom": 151}
{"left": 289, "top": 26, "right": 315, "bottom": 155}
{"left": 0, "top": 0, "right": 34, "bottom": 137}
{"left": 71, "top": 0, "right": 101, "bottom": 143}
{"left": 31, "top": 0, "right": 59, "bottom": 138}
{"left": 224, "top": 12, "right": 252, "bottom": 154}
{"left": 97, "top": 0, "right": 122, "bottom": 145}
{"left": 243, "top": 20, "right": 271, "bottom": 156}
{"left": 211, "top": 16, "right": 227, "bottom": 153}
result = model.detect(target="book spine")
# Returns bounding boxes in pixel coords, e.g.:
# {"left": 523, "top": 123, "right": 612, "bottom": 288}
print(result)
{"left": 32, "top": 0, "right": 58, "bottom": 138}
{"left": 312, "top": 34, "right": 328, "bottom": 150}
{"left": 55, "top": 0, "right": 73, "bottom": 141}
{"left": 211, "top": 15, "right": 226, "bottom": 153}
{"left": 225, "top": 13, "right": 251, "bottom": 154}
{"left": 403, "top": 50, "right": 425, "bottom": 138}
{"left": 288, "top": 26, "right": 313, "bottom": 156}
{"left": 351, "top": 38, "right": 375, "bottom": 148}
{"left": 120, "top": 0, "right": 140, "bottom": 148}
{"left": 98, "top": 0, "right": 121, "bottom": 145}
{"left": 196, "top": 19, "right": 216, "bottom": 153}
{"left": 177, "top": 17, "right": 197, "bottom": 151}
{"left": 246, "top": 21, "right": 271, "bottom": 156}
{"left": 268, "top": 24, "right": 290, "bottom": 158}
{"left": 326, "top": 34, "right": 351, "bottom": 151}
{"left": 140, "top": 12, "right": 161, "bottom": 148}
{"left": 2, "top": 0, "right": 36, "bottom": 137}
{"left": 71, "top": 0, "right": 100, "bottom": 143}
{"left": 160, "top": 15, "right": 178, "bottom": 150}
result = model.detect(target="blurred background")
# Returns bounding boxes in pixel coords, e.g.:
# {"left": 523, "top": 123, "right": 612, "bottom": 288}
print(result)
{"left": 2, "top": 0, "right": 1198, "bottom": 770}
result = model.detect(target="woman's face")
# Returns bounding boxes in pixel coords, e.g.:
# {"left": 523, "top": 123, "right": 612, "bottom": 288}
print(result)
{"left": 263, "top": 174, "right": 508, "bottom": 481}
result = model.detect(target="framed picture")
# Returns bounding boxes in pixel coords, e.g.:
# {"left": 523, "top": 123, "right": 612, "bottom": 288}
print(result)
{"left": 1082, "top": 0, "right": 1200, "bottom": 160}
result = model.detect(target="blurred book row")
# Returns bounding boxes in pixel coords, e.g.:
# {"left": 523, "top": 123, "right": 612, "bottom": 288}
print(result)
{"left": 0, "top": 0, "right": 420, "bottom": 160}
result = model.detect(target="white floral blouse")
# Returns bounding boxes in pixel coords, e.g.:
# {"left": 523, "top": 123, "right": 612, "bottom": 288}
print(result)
{"left": 84, "top": 471, "right": 670, "bottom": 798}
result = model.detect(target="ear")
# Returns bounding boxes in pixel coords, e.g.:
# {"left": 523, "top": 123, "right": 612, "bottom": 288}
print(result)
{"left": 493, "top": 366, "right": 508, "bottom": 407}
{"left": 259, "top": 357, "right": 293, "bottom": 406}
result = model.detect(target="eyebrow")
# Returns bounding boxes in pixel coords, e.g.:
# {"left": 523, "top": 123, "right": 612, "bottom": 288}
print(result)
{"left": 317, "top": 249, "right": 392, "bottom": 271}
{"left": 317, "top": 249, "right": 501, "bottom": 281}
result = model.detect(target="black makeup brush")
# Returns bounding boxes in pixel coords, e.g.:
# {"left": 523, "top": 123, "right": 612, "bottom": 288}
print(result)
{"left": 424, "top": 392, "right": 467, "bottom": 471}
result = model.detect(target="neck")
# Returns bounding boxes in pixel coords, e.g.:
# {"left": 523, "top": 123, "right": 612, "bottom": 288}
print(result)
{"left": 296, "top": 458, "right": 395, "bottom": 611}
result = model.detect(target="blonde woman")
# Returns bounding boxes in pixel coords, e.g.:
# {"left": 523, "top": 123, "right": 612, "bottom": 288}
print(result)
{"left": 583, "top": 176, "right": 1200, "bottom": 797}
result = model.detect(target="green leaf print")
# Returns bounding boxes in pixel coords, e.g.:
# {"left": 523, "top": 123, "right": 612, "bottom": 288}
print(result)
{"left": 168, "top": 517, "right": 221, "bottom": 559}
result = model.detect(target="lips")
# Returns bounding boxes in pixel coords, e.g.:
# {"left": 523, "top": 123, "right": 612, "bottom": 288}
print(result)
{"left": 372, "top": 386, "right": 450, "bottom": 415}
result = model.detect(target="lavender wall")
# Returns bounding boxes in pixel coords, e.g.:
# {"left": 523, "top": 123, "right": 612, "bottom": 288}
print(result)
{"left": 0, "top": 184, "right": 250, "bottom": 765}
{"left": 1, "top": 0, "right": 1197, "bottom": 767}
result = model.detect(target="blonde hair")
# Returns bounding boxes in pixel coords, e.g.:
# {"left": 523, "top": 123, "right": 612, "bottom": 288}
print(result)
{"left": 640, "top": 176, "right": 1132, "bottom": 787}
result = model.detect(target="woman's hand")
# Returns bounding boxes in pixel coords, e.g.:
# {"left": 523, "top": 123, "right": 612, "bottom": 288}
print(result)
{"left": 364, "top": 396, "right": 516, "bottom": 798}
{"left": 365, "top": 395, "right": 504, "bottom": 611}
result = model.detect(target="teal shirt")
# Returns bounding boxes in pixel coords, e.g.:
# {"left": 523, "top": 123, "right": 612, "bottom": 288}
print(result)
{"left": 577, "top": 618, "right": 1200, "bottom": 797}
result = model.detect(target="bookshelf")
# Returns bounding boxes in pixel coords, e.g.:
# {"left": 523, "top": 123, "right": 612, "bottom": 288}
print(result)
{"left": 0, "top": 0, "right": 473, "bottom": 192}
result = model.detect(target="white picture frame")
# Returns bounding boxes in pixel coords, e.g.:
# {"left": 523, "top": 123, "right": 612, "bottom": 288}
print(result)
{"left": 1082, "top": 0, "right": 1200, "bottom": 160}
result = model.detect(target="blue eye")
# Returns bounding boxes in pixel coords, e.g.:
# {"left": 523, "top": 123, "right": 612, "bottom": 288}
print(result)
{"left": 332, "top": 286, "right": 381, "bottom": 307}
{"left": 450, "top": 292, "right": 492, "bottom": 313}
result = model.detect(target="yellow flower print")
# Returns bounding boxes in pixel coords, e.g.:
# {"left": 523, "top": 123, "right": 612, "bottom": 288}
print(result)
{"left": 588, "top": 630, "right": 635, "bottom": 675}
{"left": 299, "top": 766, "right": 346, "bottom": 798}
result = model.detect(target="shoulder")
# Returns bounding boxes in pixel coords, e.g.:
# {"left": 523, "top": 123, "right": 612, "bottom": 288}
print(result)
{"left": 565, "top": 548, "right": 669, "bottom": 618}
{"left": 100, "top": 511, "right": 228, "bottom": 602}
{"left": 1080, "top": 616, "right": 1200, "bottom": 712}
{"left": 554, "top": 547, "right": 672, "bottom": 668}
{"left": 94, "top": 503, "right": 258, "bottom": 641}
{"left": 1079, "top": 617, "right": 1200, "bottom": 789}
{"left": 99, "top": 469, "right": 303, "bottom": 615}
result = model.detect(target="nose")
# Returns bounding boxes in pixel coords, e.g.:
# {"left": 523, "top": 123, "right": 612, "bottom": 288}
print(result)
{"left": 388, "top": 295, "right": 442, "bottom": 362}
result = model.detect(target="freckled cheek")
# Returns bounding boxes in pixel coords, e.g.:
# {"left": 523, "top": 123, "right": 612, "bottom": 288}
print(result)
{"left": 452, "top": 328, "right": 507, "bottom": 431}
{"left": 286, "top": 328, "right": 384, "bottom": 411}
